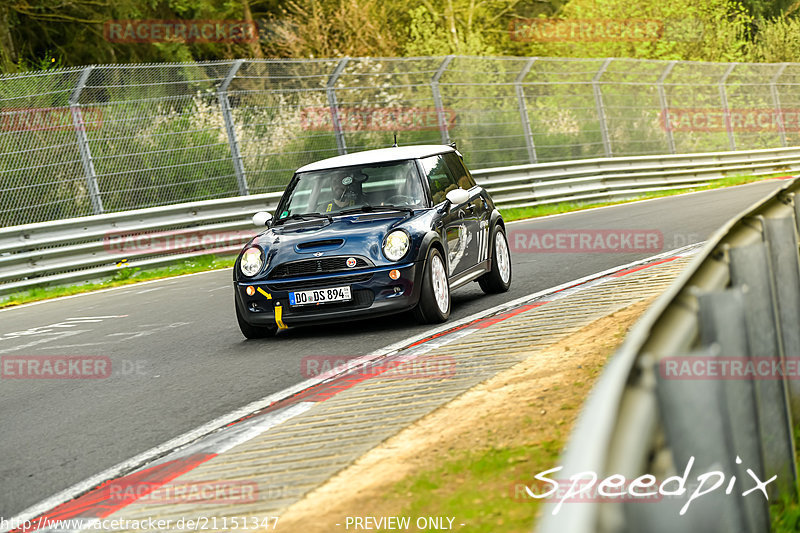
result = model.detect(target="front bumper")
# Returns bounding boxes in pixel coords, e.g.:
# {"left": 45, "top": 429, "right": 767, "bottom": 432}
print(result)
{"left": 234, "top": 262, "right": 423, "bottom": 328}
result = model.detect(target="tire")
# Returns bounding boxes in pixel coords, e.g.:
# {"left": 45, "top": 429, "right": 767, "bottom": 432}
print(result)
{"left": 478, "top": 225, "right": 512, "bottom": 294}
{"left": 236, "top": 299, "right": 277, "bottom": 339}
{"left": 413, "top": 247, "right": 451, "bottom": 324}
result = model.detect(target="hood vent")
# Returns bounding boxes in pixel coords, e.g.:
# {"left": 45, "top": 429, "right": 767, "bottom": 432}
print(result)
{"left": 296, "top": 239, "right": 344, "bottom": 250}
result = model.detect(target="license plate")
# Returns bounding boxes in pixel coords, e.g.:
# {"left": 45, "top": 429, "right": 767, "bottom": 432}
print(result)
{"left": 289, "top": 286, "right": 352, "bottom": 306}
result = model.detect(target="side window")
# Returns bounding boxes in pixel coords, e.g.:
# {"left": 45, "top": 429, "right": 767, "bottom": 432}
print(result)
{"left": 443, "top": 152, "right": 476, "bottom": 190}
{"left": 419, "top": 155, "right": 458, "bottom": 205}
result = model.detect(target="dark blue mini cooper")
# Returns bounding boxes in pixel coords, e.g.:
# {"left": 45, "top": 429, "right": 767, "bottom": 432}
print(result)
{"left": 233, "top": 145, "right": 511, "bottom": 338}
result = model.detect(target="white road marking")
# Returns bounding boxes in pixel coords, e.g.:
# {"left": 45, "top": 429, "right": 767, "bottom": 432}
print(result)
{"left": 0, "top": 269, "right": 229, "bottom": 314}
{"left": 39, "top": 323, "right": 191, "bottom": 350}
{"left": 0, "top": 331, "right": 89, "bottom": 355}
{"left": 105, "top": 322, "right": 190, "bottom": 342}
{"left": 0, "top": 317, "right": 128, "bottom": 340}
{"left": 0, "top": 243, "right": 704, "bottom": 532}
{"left": 215, "top": 403, "right": 315, "bottom": 454}
{"left": 207, "top": 285, "right": 230, "bottom": 292}
{"left": 134, "top": 288, "right": 160, "bottom": 295}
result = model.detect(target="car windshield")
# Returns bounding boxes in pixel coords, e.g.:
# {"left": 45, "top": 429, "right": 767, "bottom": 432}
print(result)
{"left": 277, "top": 160, "right": 426, "bottom": 220}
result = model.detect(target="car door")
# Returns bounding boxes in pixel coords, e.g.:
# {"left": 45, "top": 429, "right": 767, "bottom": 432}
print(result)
{"left": 443, "top": 151, "right": 487, "bottom": 268}
{"left": 419, "top": 154, "right": 475, "bottom": 278}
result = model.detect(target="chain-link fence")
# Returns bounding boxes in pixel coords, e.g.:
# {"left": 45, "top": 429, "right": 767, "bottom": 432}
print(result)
{"left": 2, "top": 55, "right": 799, "bottom": 227}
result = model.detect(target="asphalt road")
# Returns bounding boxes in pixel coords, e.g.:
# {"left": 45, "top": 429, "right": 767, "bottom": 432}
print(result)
{"left": 0, "top": 181, "right": 784, "bottom": 517}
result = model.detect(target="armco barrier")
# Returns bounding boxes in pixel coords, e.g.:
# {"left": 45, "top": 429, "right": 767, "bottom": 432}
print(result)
{"left": 481, "top": 145, "right": 800, "bottom": 209}
{"left": 0, "top": 192, "right": 281, "bottom": 297}
{"left": 1, "top": 146, "right": 799, "bottom": 299}
{"left": 537, "top": 178, "right": 800, "bottom": 532}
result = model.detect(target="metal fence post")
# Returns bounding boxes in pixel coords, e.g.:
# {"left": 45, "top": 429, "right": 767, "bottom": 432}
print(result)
{"left": 697, "top": 288, "right": 770, "bottom": 532}
{"left": 431, "top": 55, "right": 455, "bottom": 145}
{"left": 764, "top": 216, "right": 800, "bottom": 424}
{"left": 327, "top": 58, "right": 349, "bottom": 155}
{"left": 771, "top": 63, "right": 789, "bottom": 148}
{"left": 515, "top": 58, "right": 537, "bottom": 164}
{"left": 720, "top": 63, "right": 737, "bottom": 152}
{"left": 592, "top": 58, "right": 612, "bottom": 157}
{"left": 70, "top": 66, "right": 103, "bottom": 215}
{"left": 219, "top": 59, "right": 248, "bottom": 196}
{"left": 730, "top": 242, "right": 798, "bottom": 498}
{"left": 657, "top": 61, "right": 677, "bottom": 155}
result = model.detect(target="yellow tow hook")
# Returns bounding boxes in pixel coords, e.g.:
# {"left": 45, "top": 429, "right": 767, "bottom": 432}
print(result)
{"left": 274, "top": 301, "right": 288, "bottom": 330}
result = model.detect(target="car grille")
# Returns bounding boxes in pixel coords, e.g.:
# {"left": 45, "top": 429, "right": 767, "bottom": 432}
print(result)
{"left": 268, "top": 256, "right": 372, "bottom": 279}
{"left": 265, "top": 273, "right": 373, "bottom": 291}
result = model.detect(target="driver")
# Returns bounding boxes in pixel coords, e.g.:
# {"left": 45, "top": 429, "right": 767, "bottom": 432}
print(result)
{"left": 319, "top": 171, "right": 367, "bottom": 212}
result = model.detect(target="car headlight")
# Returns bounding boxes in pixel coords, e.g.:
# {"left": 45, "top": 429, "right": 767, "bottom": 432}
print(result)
{"left": 240, "top": 247, "right": 264, "bottom": 277}
{"left": 383, "top": 231, "right": 410, "bottom": 261}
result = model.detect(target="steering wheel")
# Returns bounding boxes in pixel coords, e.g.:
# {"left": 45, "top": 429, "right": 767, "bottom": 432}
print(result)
{"left": 385, "top": 195, "right": 415, "bottom": 205}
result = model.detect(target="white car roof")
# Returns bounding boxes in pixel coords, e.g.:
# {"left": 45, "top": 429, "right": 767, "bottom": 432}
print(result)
{"left": 296, "top": 145, "right": 456, "bottom": 173}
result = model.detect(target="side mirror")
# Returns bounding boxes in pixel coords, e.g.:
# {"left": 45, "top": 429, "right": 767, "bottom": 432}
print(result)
{"left": 252, "top": 211, "right": 273, "bottom": 227}
{"left": 445, "top": 188, "right": 470, "bottom": 207}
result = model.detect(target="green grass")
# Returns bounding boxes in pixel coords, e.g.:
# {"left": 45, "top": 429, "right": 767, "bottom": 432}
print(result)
{"left": 381, "top": 440, "right": 563, "bottom": 533}
{"left": 772, "top": 494, "right": 800, "bottom": 532}
{"left": 771, "top": 425, "right": 800, "bottom": 531}
{"left": 498, "top": 173, "right": 789, "bottom": 222}
{"left": 0, "top": 255, "right": 236, "bottom": 309}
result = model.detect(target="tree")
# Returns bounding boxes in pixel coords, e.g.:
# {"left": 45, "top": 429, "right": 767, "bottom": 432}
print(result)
{"left": 403, "top": 1, "right": 521, "bottom": 56}
{"left": 748, "top": 15, "right": 800, "bottom": 62}
{"left": 504, "top": 0, "right": 753, "bottom": 63}
{"left": 1, "top": 0, "right": 800, "bottom": 69}
{"left": 739, "top": 0, "right": 798, "bottom": 20}
{"left": 0, "top": 3, "right": 17, "bottom": 69}
{"left": 264, "top": 0, "right": 405, "bottom": 58}
{"left": 0, "top": 0, "right": 284, "bottom": 71}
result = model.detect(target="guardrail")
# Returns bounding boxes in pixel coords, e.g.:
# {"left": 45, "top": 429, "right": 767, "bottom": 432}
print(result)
{"left": 1, "top": 146, "right": 798, "bottom": 300}
{"left": 481, "top": 145, "right": 800, "bottom": 209}
{"left": 537, "top": 178, "right": 800, "bottom": 531}
{"left": 0, "top": 192, "right": 281, "bottom": 297}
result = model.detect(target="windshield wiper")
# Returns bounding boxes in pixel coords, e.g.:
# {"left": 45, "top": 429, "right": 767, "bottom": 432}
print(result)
{"left": 275, "top": 212, "right": 333, "bottom": 225}
{"left": 336, "top": 205, "right": 414, "bottom": 216}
